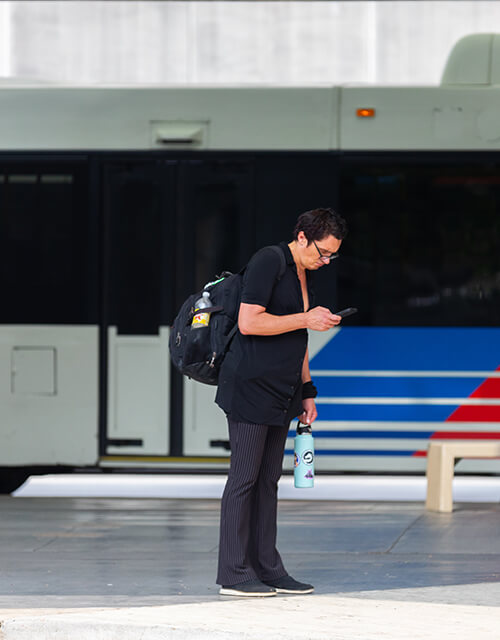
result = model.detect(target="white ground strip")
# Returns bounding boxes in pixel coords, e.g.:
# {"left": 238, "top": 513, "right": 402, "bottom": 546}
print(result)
{"left": 13, "top": 474, "right": 500, "bottom": 502}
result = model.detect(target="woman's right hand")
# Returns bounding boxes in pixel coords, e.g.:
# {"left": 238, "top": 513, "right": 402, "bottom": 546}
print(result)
{"left": 305, "top": 306, "right": 341, "bottom": 331}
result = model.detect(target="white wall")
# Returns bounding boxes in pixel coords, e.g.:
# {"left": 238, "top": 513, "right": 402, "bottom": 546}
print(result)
{"left": 3, "top": 1, "right": 500, "bottom": 85}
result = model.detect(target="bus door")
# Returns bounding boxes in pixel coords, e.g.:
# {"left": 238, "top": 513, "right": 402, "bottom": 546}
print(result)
{"left": 102, "top": 159, "right": 175, "bottom": 458}
{"left": 177, "top": 158, "right": 255, "bottom": 457}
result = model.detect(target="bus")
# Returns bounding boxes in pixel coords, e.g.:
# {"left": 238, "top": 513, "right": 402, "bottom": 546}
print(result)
{"left": 1, "top": 33, "right": 499, "bottom": 492}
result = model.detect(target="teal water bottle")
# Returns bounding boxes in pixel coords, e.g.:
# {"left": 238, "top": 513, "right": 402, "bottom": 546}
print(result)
{"left": 294, "top": 421, "right": 315, "bottom": 488}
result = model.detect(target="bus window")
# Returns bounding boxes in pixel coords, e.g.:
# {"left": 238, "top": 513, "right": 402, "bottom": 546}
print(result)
{"left": 339, "top": 157, "right": 500, "bottom": 327}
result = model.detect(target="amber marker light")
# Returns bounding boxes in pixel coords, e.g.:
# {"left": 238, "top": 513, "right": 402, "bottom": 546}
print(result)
{"left": 356, "top": 108, "right": 376, "bottom": 118}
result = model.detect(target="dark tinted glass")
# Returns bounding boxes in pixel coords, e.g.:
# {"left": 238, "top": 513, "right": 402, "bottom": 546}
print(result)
{"left": 178, "top": 159, "right": 255, "bottom": 297}
{"left": 103, "top": 161, "right": 175, "bottom": 334}
{"left": 0, "top": 159, "right": 96, "bottom": 323}
{"left": 254, "top": 154, "right": 340, "bottom": 309}
{"left": 339, "top": 156, "right": 500, "bottom": 326}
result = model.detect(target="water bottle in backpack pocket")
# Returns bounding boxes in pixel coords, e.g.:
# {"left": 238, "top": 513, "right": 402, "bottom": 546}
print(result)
{"left": 191, "top": 291, "right": 212, "bottom": 329}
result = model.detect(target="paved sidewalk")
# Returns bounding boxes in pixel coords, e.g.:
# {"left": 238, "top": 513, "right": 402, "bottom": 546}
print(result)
{"left": 2, "top": 590, "right": 500, "bottom": 640}
{"left": 0, "top": 497, "right": 499, "bottom": 639}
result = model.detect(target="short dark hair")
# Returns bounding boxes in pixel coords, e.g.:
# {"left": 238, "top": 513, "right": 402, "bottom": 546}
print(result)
{"left": 293, "top": 208, "right": 348, "bottom": 243}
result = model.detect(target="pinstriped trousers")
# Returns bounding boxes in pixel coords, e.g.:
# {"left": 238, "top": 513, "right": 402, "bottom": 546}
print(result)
{"left": 216, "top": 419, "right": 290, "bottom": 587}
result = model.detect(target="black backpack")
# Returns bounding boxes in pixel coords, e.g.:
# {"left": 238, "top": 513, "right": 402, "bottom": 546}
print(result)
{"left": 169, "top": 245, "right": 286, "bottom": 385}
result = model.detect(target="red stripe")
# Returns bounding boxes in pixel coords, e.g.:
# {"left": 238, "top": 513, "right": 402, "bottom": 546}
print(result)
{"left": 431, "top": 431, "right": 500, "bottom": 440}
{"left": 445, "top": 366, "right": 500, "bottom": 422}
{"left": 412, "top": 450, "right": 427, "bottom": 457}
{"left": 470, "top": 375, "right": 500, "bottom": 398}
{"left": 445, "top": 405, "right": 500, "bottom": 422}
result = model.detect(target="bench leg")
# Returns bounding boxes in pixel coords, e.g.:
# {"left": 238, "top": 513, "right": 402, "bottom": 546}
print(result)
{"left": 426, "top": 443, "right": 455, "bottom": 512}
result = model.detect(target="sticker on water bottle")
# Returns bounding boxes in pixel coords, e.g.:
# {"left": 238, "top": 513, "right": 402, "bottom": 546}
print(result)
{"left": 302, "top": 450, "right": 314, "bottom": 465}
{"left": 304, "top": 470, "right": 314, "bottom": 479}
{"left": 294, "top": 453, "right": 300, "bottom": 467}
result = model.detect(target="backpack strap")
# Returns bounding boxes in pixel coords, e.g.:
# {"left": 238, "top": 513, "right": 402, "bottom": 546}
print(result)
{"left": 225, "top": 244, "right": 287, "bottom": 347}
{"left": 225, "top": 320, "right": 240, "bottom": 347}
{"left": 269, "top": 245, "right": 286, "bottom": 280}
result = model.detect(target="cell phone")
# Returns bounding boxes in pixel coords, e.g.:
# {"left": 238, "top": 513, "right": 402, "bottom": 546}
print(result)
{"left": 334, "top": 307, "right": 358, "bottom": 318}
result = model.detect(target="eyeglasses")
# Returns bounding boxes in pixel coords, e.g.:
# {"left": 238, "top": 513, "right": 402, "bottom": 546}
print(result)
{"left": 312, "top": 240, "right": 340, "bottom": 263}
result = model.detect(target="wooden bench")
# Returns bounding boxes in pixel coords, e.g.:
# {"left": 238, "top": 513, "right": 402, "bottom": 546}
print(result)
{"left": 426, "top": 440, "right": 500, "bottom": 513}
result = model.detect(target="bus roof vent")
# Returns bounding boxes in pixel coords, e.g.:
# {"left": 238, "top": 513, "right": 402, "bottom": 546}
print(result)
{"left": 441, "top": 33, "right": 500, "bottom": 86}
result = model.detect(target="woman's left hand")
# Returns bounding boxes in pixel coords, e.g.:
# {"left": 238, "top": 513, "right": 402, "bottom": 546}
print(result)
{"left": 300, "top": 398, "right": 317, "bottom": 425}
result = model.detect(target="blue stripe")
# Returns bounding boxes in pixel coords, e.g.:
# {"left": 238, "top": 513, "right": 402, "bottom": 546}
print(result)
{"left": 310, "top": 328, "right": 500, "bottom": 371}
{"left": 314, "top": 404, "right": 456, "bottom": 421}
{"left": 285, "top": 449, "right": 417, "bottom": 457}
{"left": 315, "top": 376, "right": 483, "bottom": 398}
{"left": 288, "top": 430, "right": 433, "bottom": 439}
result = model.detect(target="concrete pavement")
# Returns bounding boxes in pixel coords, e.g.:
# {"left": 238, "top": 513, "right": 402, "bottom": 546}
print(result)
{"left": 2, "top": 591, "right": 500, "bottom": 640}
{"left": 0, "top": 495, "right": 499, "bottom": 639}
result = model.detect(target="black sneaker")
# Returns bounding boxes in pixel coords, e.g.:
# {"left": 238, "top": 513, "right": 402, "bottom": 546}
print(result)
{"left": 219, "top": 579, "right": 277, "bottom": 597}
{"left": 263, "top": 575, "right": 314, "bottom": 594}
